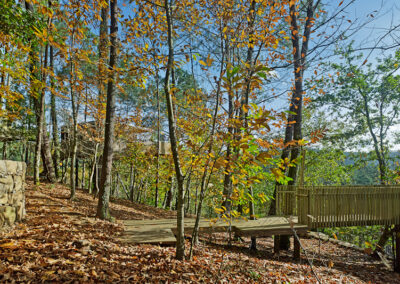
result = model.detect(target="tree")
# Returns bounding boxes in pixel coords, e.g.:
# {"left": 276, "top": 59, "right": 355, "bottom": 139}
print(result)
{"left": 312, "top": 48, "right": 400, "bottom": 184}
{"left": 49, "top": 44, "right": 60, "bottom": 179}
{"left": 268, "top": 0, "right": 320, "bottom": 251}
{"left": 163, "top": 0, "right": 186, "bottom": 260}
{"left": 96, "top": 0, "right": 118, "bottom": 220}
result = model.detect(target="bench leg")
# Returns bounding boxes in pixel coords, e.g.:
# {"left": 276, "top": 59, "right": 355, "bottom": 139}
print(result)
{"left": 293, "top": 235, "right": 301, "bottom": 260}
{"left": 274, "top": 235, "right": 280, "bottom": 255}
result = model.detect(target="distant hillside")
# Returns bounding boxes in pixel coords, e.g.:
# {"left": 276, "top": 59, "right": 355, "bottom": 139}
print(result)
{"left": 344, "top": 152, "right": 399, "bottom": 185}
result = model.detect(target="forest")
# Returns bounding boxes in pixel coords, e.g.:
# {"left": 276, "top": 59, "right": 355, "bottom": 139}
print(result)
{"left": 1, "top": 0, "right": 400, "bottom": 282}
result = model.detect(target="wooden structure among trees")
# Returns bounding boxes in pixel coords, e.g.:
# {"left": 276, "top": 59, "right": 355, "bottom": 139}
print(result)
{"left": 119, "top": 217, "right": 308, "bottom": 245}
{"left": 277, "top": 185, "right": 400, "bottom": 228}
{"left": 120, "top": 185, "right": 400, "bottom": 257}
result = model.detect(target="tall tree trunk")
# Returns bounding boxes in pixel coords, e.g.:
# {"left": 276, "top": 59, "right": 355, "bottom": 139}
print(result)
{"left": 286, "top": 0, "right": 315, "bottom": 185}
{"left": 155, "top": 65, "right": 160, "bottom": 208}
{"left": 34, "top": 44, "right": 49, "bottom": 185}
{"left": 222, "top": 96, "right": 233, "bottom": 212}
{"left": 241, "top": 0, "right": 257, "bottom": 249}
{"left": 69, "top": 31, "right": 79, "bottom": 200}
{"left": 271, "top": 0, "right": 317, "bottom": 251}
{"left": 164, "top": 0, "right": 185, "bottom": 260}
{"left": 96, "top": 0, "right": 118, "bottom": 220}
{"left": 288, "top": 0, "right": 317, "bottom": 181}
{"left": 25, "top": 0, "right": 41, "bottom": 185}
{"left": 50, "top": 45, "right": 59, "bottom": 179}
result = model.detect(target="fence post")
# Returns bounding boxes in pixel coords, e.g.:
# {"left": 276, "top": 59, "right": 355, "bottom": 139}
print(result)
{"left": 297, "top": 187, "right": 309, "bottom": 226}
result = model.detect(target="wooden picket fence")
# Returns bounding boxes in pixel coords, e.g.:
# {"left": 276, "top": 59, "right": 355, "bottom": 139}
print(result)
{"left": 276, "top": 185, "right": 400, "bottom": 229}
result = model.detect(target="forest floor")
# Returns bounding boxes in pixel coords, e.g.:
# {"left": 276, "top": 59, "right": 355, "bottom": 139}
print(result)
{"left": 0, "top": 180, "right": 399, "bottom": 283}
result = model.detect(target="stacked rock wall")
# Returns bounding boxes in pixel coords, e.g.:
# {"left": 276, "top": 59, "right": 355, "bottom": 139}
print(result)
{"left": 0, "top": 160, "right": 26, "bottom": 228}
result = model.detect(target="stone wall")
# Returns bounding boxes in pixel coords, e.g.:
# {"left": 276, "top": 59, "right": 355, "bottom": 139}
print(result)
{"left": 0, "top": 160, "right": 26, "bottom": 228}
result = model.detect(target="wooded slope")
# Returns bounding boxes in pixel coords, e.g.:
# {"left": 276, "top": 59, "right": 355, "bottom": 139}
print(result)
{"left": 0, "top": 180, "right": 398, "bottom": 283}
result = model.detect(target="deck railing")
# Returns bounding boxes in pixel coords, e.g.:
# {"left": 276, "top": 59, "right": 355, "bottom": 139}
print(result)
{"left": 276, "top": 185, "right": 400, "bottom": 228}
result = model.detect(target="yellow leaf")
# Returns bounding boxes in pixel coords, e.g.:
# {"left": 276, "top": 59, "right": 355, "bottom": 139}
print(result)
{"left": 332, "top": 233, "right": 337, "bottom": 240}
{"left": 206, "top": 54, "right": 214, "bottom": 66}
{"left": 46, "top": 258, "right": 59, "bottom": 264}
{"left": 214, "top": 208, "right": 224, "bottom": 213}
{"left": 0, "top": 241, "right": 17, "bottom": 248}
{"left": 199, "top": 60, "right": 207, "bottom": 66}
{"left": 232, "top": 175, "right": 238, "bottom": 185}
{"left": 45, "top": 271, "right": 56, "bottom": 275}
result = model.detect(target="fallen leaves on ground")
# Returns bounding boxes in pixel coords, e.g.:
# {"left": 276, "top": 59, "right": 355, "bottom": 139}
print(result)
{"left": 0, "top": 179, "right": 399, "bottom": 283}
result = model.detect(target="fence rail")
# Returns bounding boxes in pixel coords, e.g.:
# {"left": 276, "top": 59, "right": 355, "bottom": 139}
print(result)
{"left": 276, "top": 185, "right": 400, "bottom": 228}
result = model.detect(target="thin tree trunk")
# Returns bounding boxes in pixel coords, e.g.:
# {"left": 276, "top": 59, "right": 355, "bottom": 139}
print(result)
{"left": 88, "top": 143, "right": 99, "bottom": 194}
{"left": 69, "top": 30, "right": 79, "bottom": 199}
{"left": 111, "top": 173, "right": 115, "bottom": 196}
{"left": 81, "top": 160, "right": 85, "bottom": 189}
{"left": 164, "top": 0, "right": 185, "bottom": 260}
{"left": 287, "top": 0, "right": 317, "bottom": 181}
{"left": 155, "top": 66, "right": 161, "bottom": 208}
{"left": 118, "top": 172, "right": 130, "bottom": 199}
{"left": 165, "top": 177, "right": 174, "bottom": 209}
{"left": 75, "top": 158, "right": 79, "bottom": 188}
{"left": 222, "top": 102, "right": 233, "bottom": 211}
{"left": 242, "top": 0, "right": 257, "bottom": 250}
{"left": 34, "top": 44, "right": 49, "bottom": 185}
{"left": 50, "top": 45, "right": 59, "bottom": 179}
{"left": 360, "top": 86, "right": 391, "bottom": 256}
{"left": 249, "top": 186, "right": 257, "bottom": 250}
{"left": 25, "top": 0, "right": 40, "bottom": 185}
{"left": 129, "top": 165, "right": 136, "bottom": 202}
{"left": 184, "top": 171, "right": 192, "bottom": 215}
{"left": 96, "top": 0, "right": 118, "bottom": 220}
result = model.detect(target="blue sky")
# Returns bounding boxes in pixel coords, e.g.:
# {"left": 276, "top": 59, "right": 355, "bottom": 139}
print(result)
{"left": 267, "top": 0, "right": 400, "bottom": 109}
{"left": 337, "top": 0, "right": 400, "bottom": 58}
